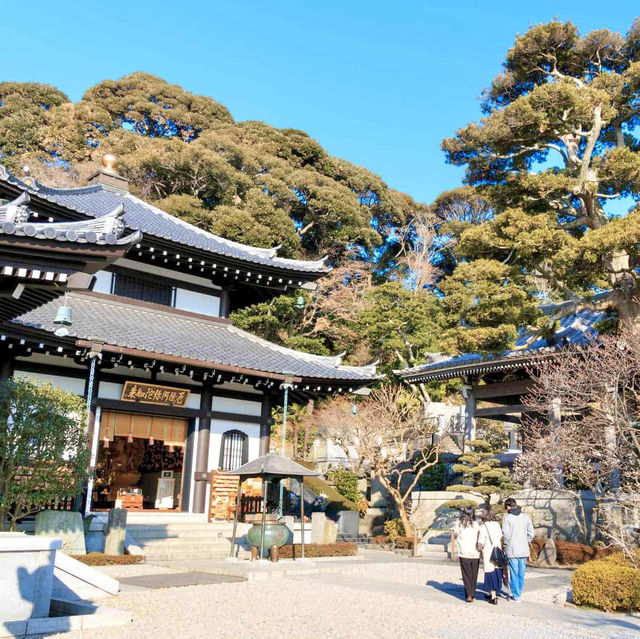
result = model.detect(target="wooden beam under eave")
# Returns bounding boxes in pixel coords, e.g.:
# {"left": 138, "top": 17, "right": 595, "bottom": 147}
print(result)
{"left": 472, "top": 380, "right": 534, "bottom": 399}
{"left": 474, "top": 404, "right": 526, "bottom": 418}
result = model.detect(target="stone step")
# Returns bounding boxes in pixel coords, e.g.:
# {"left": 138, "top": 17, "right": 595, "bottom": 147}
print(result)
{"left": 127, "top": 524, "right": 233, "bottom": 536}
{"left": 142, "top": 549, "right": 231, "bottom": 560}
{"left": 129, "top": 527, "right": 233, "bottom": 539}
{"left": 134, "top": 536, "right": 232, "bottom": 549}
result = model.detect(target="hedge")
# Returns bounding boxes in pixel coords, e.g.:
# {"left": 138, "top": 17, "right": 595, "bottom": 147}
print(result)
{"left": 278, "top": 543, "right": 357, "bottom": 559}
{"left": 572, "top": 553, "right": 640, "bottom": 612}
{"left": 71, "top": 552, "right": 144, "bottom": 566}
{"left": 529, "top": 539, "right": 615, "bottom": 565}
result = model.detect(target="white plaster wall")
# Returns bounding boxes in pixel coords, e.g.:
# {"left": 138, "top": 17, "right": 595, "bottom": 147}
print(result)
{"left": 13, "top": 370, "right": 85, "bottom": 395}
{"left": 97, "top": 381, "right": 123, "bottom": 400}
{"left": 174, "top": 288, "right": 220, "bottom": 316}
{"left": 207, "top": 420, "right": 261, "bottom": 471}
{"left": 92, "top": 270, "right": 113, "bottom": 294}
{"left": 212, "top": 396, "right": 262, "bottom": 416}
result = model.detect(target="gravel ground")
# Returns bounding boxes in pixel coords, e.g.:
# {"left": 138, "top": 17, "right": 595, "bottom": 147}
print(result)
{"left": 40, "top": 560, "right": 639, "bottom": 639}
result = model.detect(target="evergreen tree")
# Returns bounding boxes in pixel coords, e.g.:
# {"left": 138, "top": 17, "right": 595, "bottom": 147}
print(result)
{"left": 447, "top": 439, "right": 515, "bottom": 502}
{"left": 439, "top": 19, "right": 640, "bottom": 353}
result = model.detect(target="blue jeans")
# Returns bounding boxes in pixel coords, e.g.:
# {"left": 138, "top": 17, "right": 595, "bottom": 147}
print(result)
{"left": 509, "top": 557, "right": 527, "bottom": 599}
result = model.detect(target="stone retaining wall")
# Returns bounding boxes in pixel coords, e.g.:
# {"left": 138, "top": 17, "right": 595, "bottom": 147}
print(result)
{"left": 409, "top": 489, "right": 597, "bottom": 542}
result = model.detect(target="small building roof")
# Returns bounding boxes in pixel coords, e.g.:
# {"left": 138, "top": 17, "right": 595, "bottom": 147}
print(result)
{"left": 227, "top": 452, "right": 320, "bottom": 478}
{"left": 395, "top": 302, "right": 604, "bottom": 383}
{"left": 12, "top": 291, "right": 381, "bottom": 384}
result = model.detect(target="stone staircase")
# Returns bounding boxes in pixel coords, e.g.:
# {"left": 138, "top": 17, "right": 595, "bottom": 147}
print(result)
{"left": 416, "top": 529, "right": 453, "bottom": 559}
{"left": 125, "top": 513, "right": 237, "bottom": 561}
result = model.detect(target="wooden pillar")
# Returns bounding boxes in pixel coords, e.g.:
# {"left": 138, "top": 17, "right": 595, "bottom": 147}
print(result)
{"left": 180, "top": 418, "right": 198, "bottom": 512}
{"left": 0, "top": 351, "right": 14, "bottom": 382}
{"left": 83, "top": 356, "right": 101, "bottom": 516}
{"left": 193, "top": 383, "right": 213, "bottom": 513}
{"left": 259, "top": 393, "right": 272, "bottom": 456}
{"left": 219, "top": 290, "right": 231, "bottom": 318}
{"left": 551, "top": 397, "right": 565, "bottom": 488}
{"left": 462, "top": 376, "right": 476, "bottom": 451}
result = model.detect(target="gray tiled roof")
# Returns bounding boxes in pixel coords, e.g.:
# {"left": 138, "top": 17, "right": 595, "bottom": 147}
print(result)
{"left": 395, "top": 303, "right": 605, "bottom": 381}
{"left": 228, "top": 452, "right": 320, "bottom": 478}
{"left": 0, "top": 165, "right": 328, "bottom": 275}
{"left": 14, "top": 292, "right": 379, "bottom": 382}
{"left": 0, "top": 192, "right": 140, "bottom": 246}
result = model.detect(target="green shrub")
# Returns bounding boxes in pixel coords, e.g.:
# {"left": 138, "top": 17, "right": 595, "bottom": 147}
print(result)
{"left": 298, "top": 464, "right": 359, "bottom": 514}
{"left": 443, "top": 499, "right": 478, "bottom": 510}
{"left": 418, "top": 460, "right": 447, "bottom": 490}
{"left": 279, "top": 543, "right": 357, "bottom": 558}
{"left": 572, "top": 553, "right": 640, "bottom": 612}
{"left": 72, "top": 553, "right": 144, "bottom": 566}
{"left": 328, "top": 468, "right": 362, "bottom": 503}
{"left": 384, "top": 518, "right": 406, "bottom": 542}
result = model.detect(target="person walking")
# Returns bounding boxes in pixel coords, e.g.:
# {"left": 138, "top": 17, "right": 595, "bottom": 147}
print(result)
{"left": 477, "top": 506, "right": 503, "bottom": 605}
{"left": 502, "top": 497, "right": 534, "bottom": 602}
{"left": 453, "top": 505, "right": 480, "bottom": 602}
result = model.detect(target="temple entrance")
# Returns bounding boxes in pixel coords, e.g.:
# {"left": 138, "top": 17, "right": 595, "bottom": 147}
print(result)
{"left": 93, "top": 411, "right": 187, "bottom": 511}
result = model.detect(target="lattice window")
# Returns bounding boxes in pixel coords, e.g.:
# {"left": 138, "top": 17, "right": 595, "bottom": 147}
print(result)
{"left": 113, "top": 270, "right": 173, "bottom": 306}
{"left": 219, "top": 430, "right": 248, "bottom": 471}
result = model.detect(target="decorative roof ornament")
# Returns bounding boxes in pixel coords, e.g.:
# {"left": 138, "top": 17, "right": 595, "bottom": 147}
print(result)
{"left": 0, "top": 193, "right": 140, "bottom": 246}
{"left": 0, "top": 192, "right": 31, "bottom": 226}
{"left": 101, "top": 154, "right": 119, "bottom": 175}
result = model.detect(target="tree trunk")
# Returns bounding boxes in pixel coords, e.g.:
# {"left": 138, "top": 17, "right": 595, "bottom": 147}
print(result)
{"left": 375, "top": 469, "right": 413, "bottom": 535}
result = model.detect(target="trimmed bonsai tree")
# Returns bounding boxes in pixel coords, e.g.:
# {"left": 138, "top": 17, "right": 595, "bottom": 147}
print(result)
{"left": 0, "top": 378, "right": 90, "bottom": 531}
{"left": 445, "top": 439, "right": 515, "bottom": 508}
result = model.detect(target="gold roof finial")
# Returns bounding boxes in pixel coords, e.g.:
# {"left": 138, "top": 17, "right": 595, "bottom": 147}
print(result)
{"left": 101, "top": 154, "right": 119, "bottom": 175}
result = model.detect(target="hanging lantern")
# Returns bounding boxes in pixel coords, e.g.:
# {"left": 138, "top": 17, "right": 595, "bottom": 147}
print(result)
{"left": 127, "top": 432, "right": 133, "bottom": 444}
{"left": 168, "top": 444, "right": 175, "bottom": 453}
{"left": 102, "top": 436, "right": 110, "bottom": 449}
{"left": 53, "top": 304, "right": 73, "bottom": 337}
{"left": 295, "top": 295, "right": 304, "bottom": 310}
{"left": 148, "top": 435, "right": 155, "bottom": 446}
{"left": 54, "top": 304, "right": 73, "bottom": 326}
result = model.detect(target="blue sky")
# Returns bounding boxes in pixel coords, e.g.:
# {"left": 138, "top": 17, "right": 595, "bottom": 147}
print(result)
{"left": 2, "top": 1, "right": 638, "bottom": 204}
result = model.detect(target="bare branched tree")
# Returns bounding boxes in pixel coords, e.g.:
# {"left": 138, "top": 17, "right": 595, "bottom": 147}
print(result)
{"left": 395, "top": 210, "right": 440, "bottom": 292}
{"left": 515, "top": 326, "right": 640, "bottom": 553}
{"left": 316, "top": 386, "right": 439, "bottom": 533}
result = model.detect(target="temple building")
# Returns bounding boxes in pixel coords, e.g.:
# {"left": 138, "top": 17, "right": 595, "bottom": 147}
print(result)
{"left": 395, "top": 301, "right": 604, "bottom": 451}
{"left": 0, "top": 157, "right": 379, "bottom": 516}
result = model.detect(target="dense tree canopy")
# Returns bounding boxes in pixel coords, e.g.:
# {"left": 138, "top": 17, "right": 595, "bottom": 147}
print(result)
{"left": 0, "top": 72, "right": 424, "bottom": 262}
{"left": 440, "top": 19, "right": 640, "bottom": 353}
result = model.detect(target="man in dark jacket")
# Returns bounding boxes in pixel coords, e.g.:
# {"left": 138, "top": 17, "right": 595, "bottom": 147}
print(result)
{"left": 501, "top": 497, "right": 534, "bottom": 601}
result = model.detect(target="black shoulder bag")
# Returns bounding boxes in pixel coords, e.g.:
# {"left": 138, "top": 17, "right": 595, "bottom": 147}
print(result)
{"left": 485, "top": 524, "right": 506, "bottom": 570}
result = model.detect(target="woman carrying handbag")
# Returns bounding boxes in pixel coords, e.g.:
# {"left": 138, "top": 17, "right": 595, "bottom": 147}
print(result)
{"left": 453, "top": 505, "right": 480, "bottom": 603}
{"left": 477, "top": 506, "right": 505, "bottom": 605}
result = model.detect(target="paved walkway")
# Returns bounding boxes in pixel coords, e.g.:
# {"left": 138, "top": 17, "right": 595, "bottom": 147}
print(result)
{"left": 55, "top": 551, "right": 640, "bottom": 639}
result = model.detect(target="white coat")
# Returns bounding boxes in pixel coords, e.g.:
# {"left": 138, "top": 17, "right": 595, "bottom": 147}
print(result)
{"left": 454, "top": 521, "right": 480, "bottom": 559}
{"left": 477, "top": 521, "right": 502, "bottom": 573}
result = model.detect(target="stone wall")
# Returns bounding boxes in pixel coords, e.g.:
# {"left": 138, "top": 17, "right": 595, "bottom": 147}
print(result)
{"left": 409, "top": 489, "right": 597, "bottom": 543}
{"left": 513, "top": 489, "right": 597, "bottom": 543}
{"left": 409, "top": 491, "right": 486, "bottom": 531}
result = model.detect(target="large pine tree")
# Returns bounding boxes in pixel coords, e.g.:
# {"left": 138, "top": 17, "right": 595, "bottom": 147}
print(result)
{"left": 439, "top": 20, "right": 640, "bottom": 354}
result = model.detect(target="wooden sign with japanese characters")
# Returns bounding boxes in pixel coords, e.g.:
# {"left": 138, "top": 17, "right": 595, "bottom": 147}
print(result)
{"left": 121, "top": 381, "right": 190, "bottom": 408}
